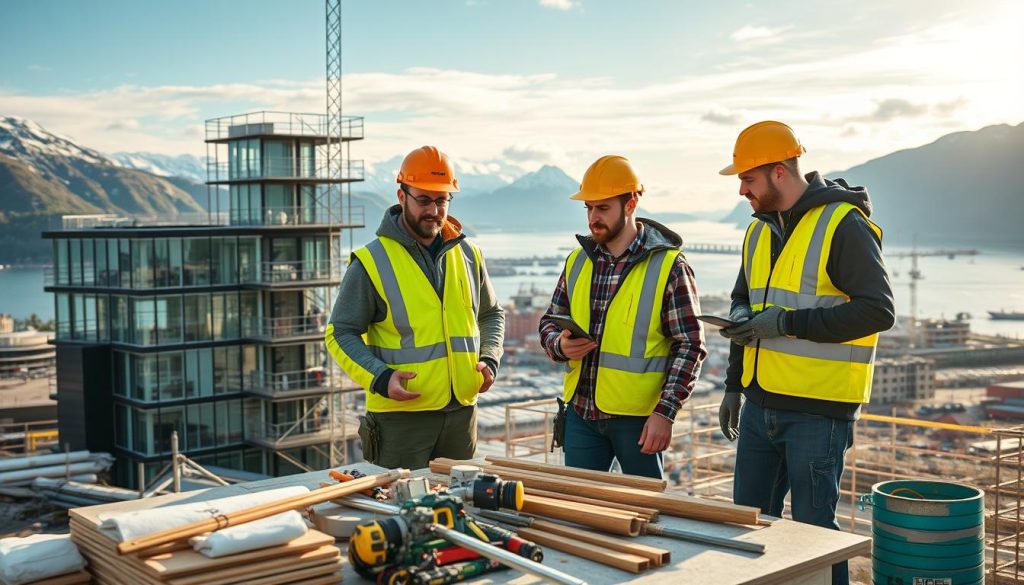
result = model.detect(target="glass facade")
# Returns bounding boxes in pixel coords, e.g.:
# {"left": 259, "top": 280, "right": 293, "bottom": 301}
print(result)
{"left": 114, "top": 399, "right": 243, "bottom": 456}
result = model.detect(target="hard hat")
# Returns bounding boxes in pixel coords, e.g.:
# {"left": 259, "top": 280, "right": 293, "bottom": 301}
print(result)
{"left": 396, "top": 146, "right": 460, "bottom": 192}
{"left": 570, "top": 155, "right": 645, "bottom": 201}
{"left": 719, "top": 121, "right": 806, "bottom": 175}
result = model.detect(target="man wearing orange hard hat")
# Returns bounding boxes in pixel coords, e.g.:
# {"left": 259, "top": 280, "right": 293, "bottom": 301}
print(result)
{"left": 717, "top": 122, "right": 894, "bottom": 585}
{"left": 538, "top": 155, "right": 707, "bottom": 479}
{"left": 327, "top": 146, "right": 505, "bottom": 470}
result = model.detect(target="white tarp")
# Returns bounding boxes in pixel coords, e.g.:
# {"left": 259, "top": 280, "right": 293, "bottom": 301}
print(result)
{"left": 0, "top": 533, "right": 87, "bottom": 585}
{"left": 98, "top": 485, "right": 309, "bottom": 542}
{"left": 189, "top": 511, "right": 308, "bottom": 558}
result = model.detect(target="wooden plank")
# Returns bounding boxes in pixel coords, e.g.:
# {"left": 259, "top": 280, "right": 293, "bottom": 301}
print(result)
{"left": 525, "top": 487, "right": 660, "bottom": 520}
{"left": 485, "top": 456, "right": 667, "bottom": 492}
{"left": 530, "top": 518, "right": 671, "bottom": 566}
{"left": 230, "top": 561, "right": 341, "bottom": 585}
{"left": 141, "top": 531, "right": 336, "bottom": 577}
{"left": 516, "top": 527, "right": 650, "bottom": 574}
{"left": 166, "top": 548, "right": 339, "bottom": 585}
{"left": 23, "top": 571, "right": 93, "bottom": 585}
{"left": 521, "top": 494, "right": 645, "bottom": 536}
{"left": 431, "top": 459, "right": 760, "bottom": 525}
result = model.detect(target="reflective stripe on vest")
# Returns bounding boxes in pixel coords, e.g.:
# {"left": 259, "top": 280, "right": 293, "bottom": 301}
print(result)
{"left": 339, "top": 236, "right": 483, "bottom": 412}
{"left": 740, "top": 202, "right": 882, "bottom": 403}
{"left": 562, "top": 246, "right": 679, "bottom": 416}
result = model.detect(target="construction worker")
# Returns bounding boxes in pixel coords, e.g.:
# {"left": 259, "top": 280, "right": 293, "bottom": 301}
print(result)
{"left": 539, "top": 155, "right": 707, "bottom": 479}
{"left": 717, "top": 122, "right": 894, "bottom": 585}
{"left": 326, "top": 146, "right": 505, "bottom": 471}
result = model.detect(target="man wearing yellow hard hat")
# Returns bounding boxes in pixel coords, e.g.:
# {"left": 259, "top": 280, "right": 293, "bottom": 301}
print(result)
{"left": 538, "top": 155, "right": 707, "bottom": 479}
{"left": 717, "top": 122, "right": 894, "bottom": 585}
{"left": 326, "top": 146, "right": 505, "bottom": 470}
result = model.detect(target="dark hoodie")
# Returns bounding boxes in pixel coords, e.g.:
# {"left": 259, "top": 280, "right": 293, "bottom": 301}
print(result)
{"left": 724, "top": 172, "right": 895, "bottom": 420}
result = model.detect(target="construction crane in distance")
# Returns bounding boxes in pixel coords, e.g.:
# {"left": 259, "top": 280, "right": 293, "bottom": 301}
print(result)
{"left": 887, "top": 235, "right": 979, "bottom": 346}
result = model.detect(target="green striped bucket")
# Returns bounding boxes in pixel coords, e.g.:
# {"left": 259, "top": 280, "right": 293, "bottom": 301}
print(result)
{"left": 867, "top": 480, "right": 985, "bottom": 585}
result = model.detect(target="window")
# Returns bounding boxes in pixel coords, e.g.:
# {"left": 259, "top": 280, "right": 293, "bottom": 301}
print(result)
{"left": 158, "top": 352, "right": 184, "bottom": 401}
{"left": 155, "top": 406, "right": 185, "bottom": 454}
{"left": 54, "top": 240, "right": 69, "bottom": 285}
{"left": 94, "top": 239, "right": 108, "bottom": 286}
{"left": 133, "top": 239, "right": 154, "bottom": 289}
{"left": 155, "top": 295, "right": 183, "bottom": 344}
{"left": 132, "top": 354, "right": 157, "bottom": 402}
{"left": 154, "top": 238, "right": 182, "bottom": 288}
{"left": 107, "top": 238, "right": 120, "bottom": 287}
{"left": 186, "top": 403, "right": 214, "bottom": 450}
{"left": 82, "top": 239, "right": 95, "bottom": 285}
{"left": 211, "top": 238, "right": 238, "bottom": 285}
{"left": 133, "top": 297, "right": 157, "bottom": 346}
{"left": 238, "top": 237, "right": 259, "bottom": 282}
{"left": 119, "top": 239, "right": 131, "bottom": 288}
{"left": 264, "top": 140, "right": 292, "bottom": 177}
{"left": 184, "top": 294, "right": 211, "bottom": 342}
{"left": 69, "top": 239, "right": 82, "bottom": 285}
{"left": 183, "top": 239, "right": 210, "bottom": 286}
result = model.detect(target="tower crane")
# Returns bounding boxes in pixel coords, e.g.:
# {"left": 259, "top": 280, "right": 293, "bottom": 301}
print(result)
{"left": 887, "top": 235, "right": 978, "bottom": 346}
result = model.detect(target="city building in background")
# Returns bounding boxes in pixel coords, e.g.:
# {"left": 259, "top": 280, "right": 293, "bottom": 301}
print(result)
{"left": 0, "top": 329, "right": 54, "bottom": 379}
{"left": 42, "top": 112, "right": 366, "bottom": 488}
{"left": 870, "top": 356, "right": 936, "bottom": 405}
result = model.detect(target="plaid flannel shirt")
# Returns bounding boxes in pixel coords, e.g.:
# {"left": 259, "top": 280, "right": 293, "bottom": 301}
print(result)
{"left": 539, "top": 224, "right": 707, "bottom": 421}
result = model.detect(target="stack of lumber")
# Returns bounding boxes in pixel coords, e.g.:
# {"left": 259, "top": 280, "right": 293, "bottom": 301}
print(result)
{"left": 66, "top": 470, "right": 407, "bottom": 585}
{"left": 430, "top": 456, "right": 761, "bottom": 525}
{"left": 15, "top": 571, "right": 92, "bottom": 585}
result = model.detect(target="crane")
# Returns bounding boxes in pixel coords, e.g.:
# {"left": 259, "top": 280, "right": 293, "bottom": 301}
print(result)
{"left": 887, "top": 235, "right": 979, "bottom": 346}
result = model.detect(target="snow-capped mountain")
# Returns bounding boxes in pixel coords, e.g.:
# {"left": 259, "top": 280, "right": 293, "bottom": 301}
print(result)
{"left": 110, "top": 152, "right": 206, "bottom": 183}
{"left": 0, "top": 116, "right": 204, "bottom": 217}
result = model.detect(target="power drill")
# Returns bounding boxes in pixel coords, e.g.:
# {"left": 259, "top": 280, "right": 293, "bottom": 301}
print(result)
{"left": 349, "top": 477, "right": 539, "bottom": 584}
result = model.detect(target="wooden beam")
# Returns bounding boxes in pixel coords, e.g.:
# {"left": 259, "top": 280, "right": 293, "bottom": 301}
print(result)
{"left": 485, "top": 456, "right": 667, "bottom": 492}
{"left": 524, "top": 487, "right": 659, "bottom": 521}
{"left": 530, "top": 518, "right": 671, "bottom": 567}
{"left": 521, "top": 494, "right": 645, "bottom": 536}
{"left": 516, "top": 527, "right": 651, "bottom": 574}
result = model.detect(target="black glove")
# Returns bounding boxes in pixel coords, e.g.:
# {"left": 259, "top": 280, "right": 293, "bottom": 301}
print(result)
{"left": 723, "top": 305, "right": 788, "bottom": 342}
{"left": 719, "top": 304, "right": 754, "bottom": 346}
{"left": 718, "top": 392, "right": 741, "bottom": 441}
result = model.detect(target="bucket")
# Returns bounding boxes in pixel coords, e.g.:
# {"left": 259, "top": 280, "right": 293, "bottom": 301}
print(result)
{"left": 866, "top": 480, "right": 985, "bottom": 585}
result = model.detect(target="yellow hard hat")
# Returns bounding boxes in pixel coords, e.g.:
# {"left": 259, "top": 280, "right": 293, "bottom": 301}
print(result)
{"left": 570, "top": 155, "right": 645, "bottom": 201}
{"left": 719, "top": 121, "right": 806, "bottom": 175}
{"left": 396, "top": 146, "right": 460, "bottom": 192}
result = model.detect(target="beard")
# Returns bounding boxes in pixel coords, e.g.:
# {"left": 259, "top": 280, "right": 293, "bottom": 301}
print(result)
{"left": 748, "top": 181, "right": 783, "bottom": 213}
{"left": 590, "top": 211, "right": 627, "bottom": 245}
{"left": 403, "top": 201, "right": 443, "bottom": 240}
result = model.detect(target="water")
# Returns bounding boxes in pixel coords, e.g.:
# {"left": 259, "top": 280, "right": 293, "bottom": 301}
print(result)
{"left": 477, "top": 221, "right": 1024, "bottom": 340}
{"left": 2, "top": 220, "right": 1022, "bottom": 339}
{"left": 0, "top": 266, "right": 52, "bottom": 320}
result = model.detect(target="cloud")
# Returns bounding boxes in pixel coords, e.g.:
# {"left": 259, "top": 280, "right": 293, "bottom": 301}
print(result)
{"left": 730, "top": 25, "right": 789, "bottom": 43}
{"left": 539, "top": 0, "right": 577, "bottom": 10}
{"left": 855, "top": 97, "right": 968, "bottom": 122}
{"left": 701, "top": 107, "right": 740, "bottom": 125}
{"left": 501, "top": 143, "right": 565, "bottom": 164}
{"left": 106, "top": 118, "right": 141, "bottom": 131}
{"left": 27, "top": 64, "right": 50, "bottom": 72}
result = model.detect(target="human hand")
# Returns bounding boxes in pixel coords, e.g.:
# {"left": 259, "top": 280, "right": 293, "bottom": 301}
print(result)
{"left": 387, "top": 370, "right": 421, "bottom": 400}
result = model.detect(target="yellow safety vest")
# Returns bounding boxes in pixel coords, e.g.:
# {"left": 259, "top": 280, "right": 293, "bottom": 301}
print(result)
{"left": 329, "top": 237, "right": 484, "bottom": 412}
{"left": 561, "top": 247, "right": 679, "bottom": 416}
{"left": 741, "top": 202, "right": 882, "bottom": 403}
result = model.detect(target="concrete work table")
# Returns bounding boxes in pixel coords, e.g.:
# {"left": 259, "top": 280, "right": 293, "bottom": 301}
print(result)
{"left": 72, "top": 464, "right": 870, "bottom": 585}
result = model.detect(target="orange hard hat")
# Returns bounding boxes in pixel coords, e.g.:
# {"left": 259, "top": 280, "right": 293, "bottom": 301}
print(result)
{"left": 396, "top": 146, "right": 460, "bottom": 192}
{"left": 570, "top": 155, "right": 645, "bottom": 201}
{"left": 719, "top": 121, "right": 806, "bottom": 175}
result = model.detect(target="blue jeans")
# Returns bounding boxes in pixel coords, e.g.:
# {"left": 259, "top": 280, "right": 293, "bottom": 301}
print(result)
{"left": 563, "top": 408, "right": 663, "bottom": 479}
{"left": 733, "top": 400, "right": 854, "bottom": 585}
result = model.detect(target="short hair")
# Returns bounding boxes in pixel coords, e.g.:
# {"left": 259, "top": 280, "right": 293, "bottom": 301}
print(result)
{"left": 755, "top": 157, "right": 800, "bottom": 178}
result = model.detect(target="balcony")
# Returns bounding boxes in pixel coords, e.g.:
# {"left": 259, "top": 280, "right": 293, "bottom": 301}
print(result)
{"left": 228, "top": 204, "right": 365, "bottom": 228}
{"left": 246, "top": 260, "right": 341, "bottom": 287}
{"left": 206, "top": 158, "right": 364, "bottom": 184}
{"left": 252, "top": 315, "right": 326, "bottom": 343}
{"left": 205, "top": 111, "right": 364, "bottom": 143}
{"left": 245, "top": 367, "right": 358, "bottom": 399}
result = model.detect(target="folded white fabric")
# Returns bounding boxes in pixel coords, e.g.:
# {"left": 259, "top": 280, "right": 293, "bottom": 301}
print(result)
{"left": 0, "top": 533, "right": 87, "bottom": 585}
{"left": 98, "top": 486, "right": 309, "bottom": 542}
{"left": 189, "top": 511, "right": 308, "bottom": 558}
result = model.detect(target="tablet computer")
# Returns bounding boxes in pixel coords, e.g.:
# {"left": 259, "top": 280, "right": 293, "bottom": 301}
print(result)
{"left": 545, "top": 314, "right": 593, "bottom": 341}
{"left": 696, "top": 314, "right": 738, "bottom": 329}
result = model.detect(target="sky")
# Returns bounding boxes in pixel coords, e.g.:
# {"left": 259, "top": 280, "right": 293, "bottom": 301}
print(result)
{"left": 2, "top": 0, "right": 1022, "bottom": 212}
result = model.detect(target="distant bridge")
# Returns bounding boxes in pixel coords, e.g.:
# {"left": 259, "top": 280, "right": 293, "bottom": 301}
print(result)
{"left": 686, "top": 243, "right": 741, "bottom": 255}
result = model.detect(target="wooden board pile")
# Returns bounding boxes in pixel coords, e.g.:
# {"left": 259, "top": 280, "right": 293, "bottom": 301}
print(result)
{"left": 15, "top": 571, "right": 92, "bottom": 585}
{"left": 430, "top": 456, "right": 765, "bottom": 575}
{"left": 66, "top": 470, "right": 407, "bottom": 585}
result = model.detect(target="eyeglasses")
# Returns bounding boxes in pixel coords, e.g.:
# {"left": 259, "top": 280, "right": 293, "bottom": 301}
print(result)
{"left": 402, "top": 185, "right": 453, "bottom": 209}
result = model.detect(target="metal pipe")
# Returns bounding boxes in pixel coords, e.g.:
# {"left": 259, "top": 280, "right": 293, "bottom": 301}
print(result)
{"left": 336, "top": 495, "right": 400, "bottom": 515}
{"left": 0, "top": 450, "right": 99, "bottom": 473}
{"left": 431, "top": 524, "right": 588, "bottom": 585}
{"left": 644, "top": 524, "right": 765, "bottom": 554}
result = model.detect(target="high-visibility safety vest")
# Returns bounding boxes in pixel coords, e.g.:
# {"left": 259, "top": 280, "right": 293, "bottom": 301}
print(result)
{"left": 329, "top": 237, "right": 484, "bottom": 412}
{"left": 562, "top": 247, "right": 680, "bottom": 416}
{"left": 742, "top": 201, "right": 883, "bottom": 403}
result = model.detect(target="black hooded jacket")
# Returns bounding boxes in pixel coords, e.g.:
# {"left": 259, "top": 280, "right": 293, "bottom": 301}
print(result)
{"left": 724, "top": 171, "right": 896, "bottom": 420}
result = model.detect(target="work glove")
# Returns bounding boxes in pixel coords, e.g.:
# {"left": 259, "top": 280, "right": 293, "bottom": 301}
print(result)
{"left": 718, "top": 304, "right": 754, "bottom": 346}
{"left": 718, "top": 392, "right": 741, "bottom": 441}
{"left": 723, "top": 305, "right": 788, "bottom": 342}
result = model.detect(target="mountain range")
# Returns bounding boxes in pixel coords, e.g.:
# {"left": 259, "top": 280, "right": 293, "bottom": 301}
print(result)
{"left": 1, "top": 116, "right": 1020, "bottom": 262}
{"left": 719, "top": 121, "right": 1024, "bottom": 248}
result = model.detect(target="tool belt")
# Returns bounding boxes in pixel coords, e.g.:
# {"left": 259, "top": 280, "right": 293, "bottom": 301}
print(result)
{"left": 357, "top": 413, "right": 381, "bottom": 463}
{"left": 550, "top": 397, "right": 566, "bottom": 452}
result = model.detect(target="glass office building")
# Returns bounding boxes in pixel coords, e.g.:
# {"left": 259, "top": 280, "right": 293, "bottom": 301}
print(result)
{"left": 44, "top": 112, "right": 366, "bottom": 488}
